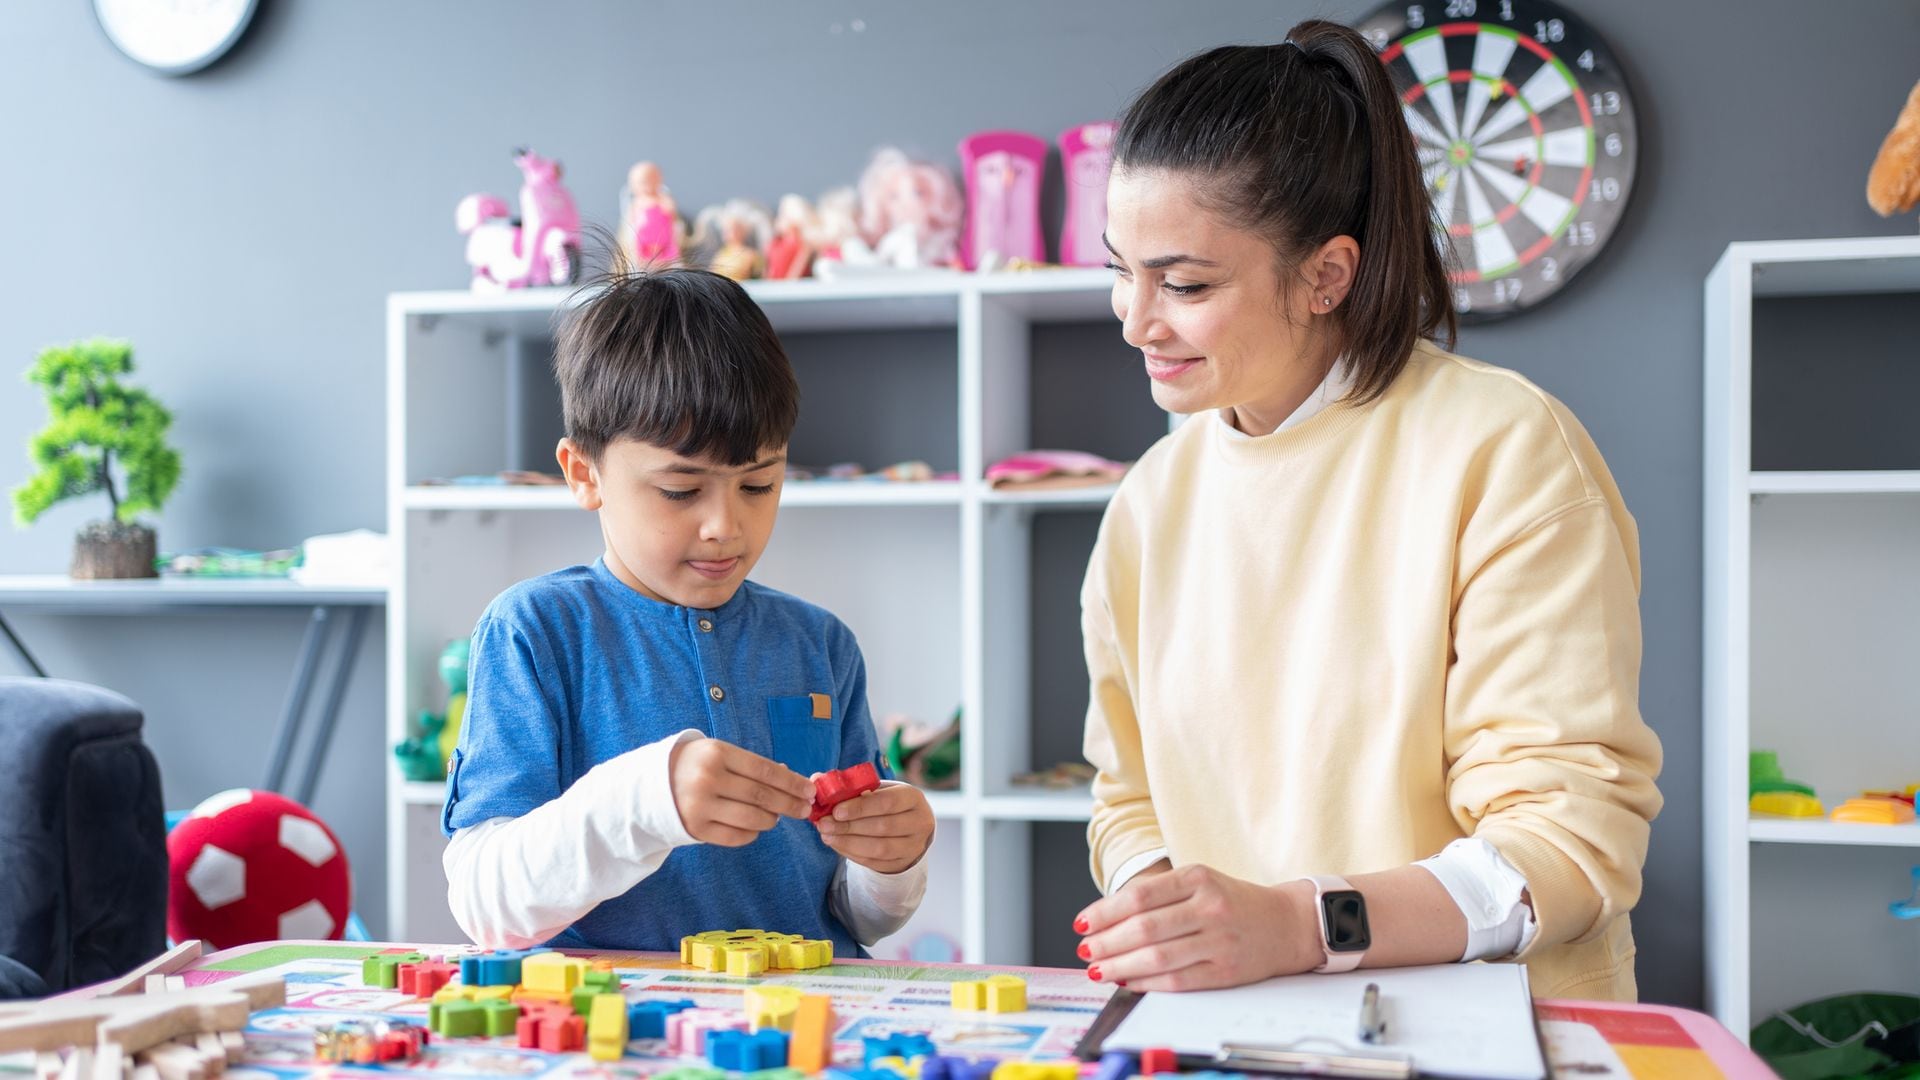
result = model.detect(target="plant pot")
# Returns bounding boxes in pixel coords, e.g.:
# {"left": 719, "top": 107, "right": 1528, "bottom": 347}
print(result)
{"left": 71, "top": 520, "right": 157, "bottom": 580}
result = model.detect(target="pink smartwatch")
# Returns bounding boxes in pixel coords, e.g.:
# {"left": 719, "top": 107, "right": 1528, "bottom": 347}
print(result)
{"left": 1307, "top": 874, "right": 1371, "bottom": 973}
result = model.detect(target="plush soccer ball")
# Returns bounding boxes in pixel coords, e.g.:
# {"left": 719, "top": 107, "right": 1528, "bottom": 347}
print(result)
{"left": 167, "top": 788, "right": 351, "bottom": 948}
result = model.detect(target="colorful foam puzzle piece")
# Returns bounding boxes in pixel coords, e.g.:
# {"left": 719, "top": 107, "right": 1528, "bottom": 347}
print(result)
{"left": 481, "top": 1000, "right": 520, "bottom": 1037}
{"left": 521, "top": 952, "right": 590, "bottom": 999}
{"left": 398, "top": 959, "right": 457, "bottom": 998}
{"left": 710, "top": 1029, "right": 791, "bottom": 1071}
{"left": 362, "top": 951, "right": 424, "bottom": 989}
{"left": 745, "top": 985, "right": 805, "bottom": 1032}
{"left": 1093, "top": 1052, "right": 1134, "bottom": 1080}
{"left": 863, "top": 1033, "right": 936, "bottom": 1067}
{"left": 950, "top": 974, "right": 1024, "bottom": 1013}
{"left": 811, "top": 762, "right": 882, "bottom": 821}
{"left": 461, "top": 949, "right": 532, "bottom": 987}
{"left": 431, "top": 1000, "right": 485, "bottom": 1038}
{"left": 788, "top": 994, "right": 836, "bottom": 1072}
{"left": 630, "top": 997, "right": 697, "bottom": 1039}
{"left": 774, "top": 938, "right": 834, "bottom": 970}
{"left": 588, "top": 993, "right": 630, "bottom": 1062}
{"left": 871, "top": 1056, "right": 922, "bottom": 1079}
{"left": 1139, "top": 1048, "right": 1178, "bottom": 1075}
{"left": 726, "top": 944, "right": 770, "bottom": 978}
{"left": 990, "top": 1064, "right": 1077, "bottom": 1080}
{"left": 515, "top": 1002, "right": 573, "bottom": 1049}
{"left": 668, "top": 1008, "right": 747, "bottom": 1056}
{"left": 922, "top": 1057, "right": 998, "bottom": 1080}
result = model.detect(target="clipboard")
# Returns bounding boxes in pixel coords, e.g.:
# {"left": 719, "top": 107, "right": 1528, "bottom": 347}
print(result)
{"left": 1073, "top": 966, "right": 1548, "bottom": 1080}
{"left": 1075, "top": 991, "right": 1415, "bottom": 1079}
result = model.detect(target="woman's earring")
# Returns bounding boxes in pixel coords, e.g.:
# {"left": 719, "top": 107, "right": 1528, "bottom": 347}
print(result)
{"left": 1321, "top": 296, "right": 1334, "bottom": 307}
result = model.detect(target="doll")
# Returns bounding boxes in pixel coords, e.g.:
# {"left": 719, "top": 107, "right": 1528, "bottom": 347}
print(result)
{"left": 766, "top": 194, "right": 819, "bottom": 279}
{"left": 1059, "top": 121, "right": 1117, "bottom": 266}
{"left": 959, "top": 132, "right": 1047, "bottom": 270}
{"left": 619, "top": 161, "right": 682, "bottom": 270}
{"left": 826, "top": 147, "right": 964, "bottom": 273}
{"left": 691, "top": 199, "right": 772, "bottom": 281}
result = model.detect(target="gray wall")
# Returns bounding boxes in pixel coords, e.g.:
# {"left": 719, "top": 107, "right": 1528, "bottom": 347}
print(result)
{"left": 4, "top": 1, "right": 1918, "bottom": 1006}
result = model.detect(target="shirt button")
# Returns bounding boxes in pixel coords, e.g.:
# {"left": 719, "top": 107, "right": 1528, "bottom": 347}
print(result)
{"left": 709, "top": 685, "right": 725, "bottom": 702}
{"left": 698, "top": 618, "right": 714, "bottom": 633}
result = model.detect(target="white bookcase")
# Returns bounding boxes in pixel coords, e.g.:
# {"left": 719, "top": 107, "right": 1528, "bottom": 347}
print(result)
{"left": 384, "top": 269, "right": 1169, "bottom": 965}
{"left": 1702, "top": 235, "right": 1920, "bottom": 1037}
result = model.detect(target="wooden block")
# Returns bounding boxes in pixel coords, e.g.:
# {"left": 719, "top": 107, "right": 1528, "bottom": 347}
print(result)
{"left": 130, "top": 1065, "right": 159, "bottom": 1080}
{"left": 92, "top": 943, "right": 205, "bottom": 999}
{"left": 216, "top": 1032, "right": 243, "bottom": 1064}
{"left": 140, "top": 1042, "right": 205, "bottom": 1080}
{"left": 192, "top": 1035, "right": 225, "bottom": 1077}
{"left": 787, "top": 994, "right": 835, "bottom": 1073}
{"left": 58, "top": 1046, "right": 88, "bottom": 1080}
{"left": 0, "top": 974, "right": 285, "bottom": 1059}
{"left": 587, "top": 994, "right": 629, "bottom": 1063}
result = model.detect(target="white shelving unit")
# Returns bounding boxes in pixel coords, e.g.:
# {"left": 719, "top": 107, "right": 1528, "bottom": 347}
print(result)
{"left": 1703, "top": 235, "right": 1920, "bottom": 1037}
{"left": 385, "top": 268, "right": 1164, "bottom": 964}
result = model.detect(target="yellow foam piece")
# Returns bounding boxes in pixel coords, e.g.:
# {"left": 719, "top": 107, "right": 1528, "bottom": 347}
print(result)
{"left": 993, "top": 1064, "right": 1075, "bottom": 1080}
{"left": 951, "top": 981, "right": 987, "bottom": 1011}
{"left": 726, "top": 944, "right": 769, "bottom": 977}
{"left": 522, "top": 951, "right": 589, "bottom": 996}
{"left": 1751, "top": 791, "right": 1824, "bottom": 818}
{"left": 745, "top": 985, "right": 804, "bottom": 1032}
{"left": 873, "top": 1056, "right": 921, "bottom": 1078}
{"left": 588, "top": 993, "right": 628, "bottom": 1062}
{"left": 775, "top": 938, "right": 833, "bottom": 970}
{"left": 681, "top": 929, "right": 833, "bottom": 973}
{"left": 432, "top": 983, "right": 514, "bottom": 1004}
{"left": 984, "top": 975, "right": 1026, "bottom": 1013}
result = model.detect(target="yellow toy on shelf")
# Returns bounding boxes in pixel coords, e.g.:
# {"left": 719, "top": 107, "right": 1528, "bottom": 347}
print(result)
{"left": 1750, "top": 791, "right": 1824, "bottom": 818}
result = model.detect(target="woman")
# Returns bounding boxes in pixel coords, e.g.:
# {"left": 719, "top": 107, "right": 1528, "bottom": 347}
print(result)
{"left": 1073, "top": 20, "right": 1663, "bottom": 1001}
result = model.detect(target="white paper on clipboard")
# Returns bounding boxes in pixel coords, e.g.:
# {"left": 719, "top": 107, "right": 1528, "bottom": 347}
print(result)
{"left": 1102, "top": 963, "right": 1546, "bottom": 1080}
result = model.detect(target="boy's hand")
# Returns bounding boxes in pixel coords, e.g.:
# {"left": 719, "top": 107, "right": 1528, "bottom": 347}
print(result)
{"left": 814, "top": 780, "right": 935, "bottom": 874}
{"left": 669, "top": 738, "right": 816, "bottom": 847}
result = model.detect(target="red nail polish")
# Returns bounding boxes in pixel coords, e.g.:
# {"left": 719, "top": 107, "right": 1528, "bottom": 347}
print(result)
{"left": 1073, "top": 916, "right": 1090, "bottom": 934}
{"left": 1087, "top": 966, "right": 1102, "bottom": 982}
{"left": 1076, "top": 942, "right": 1092, "bottom": 960}
{"left": 1117, "top": 981, "right": 1128, "bottom": 989}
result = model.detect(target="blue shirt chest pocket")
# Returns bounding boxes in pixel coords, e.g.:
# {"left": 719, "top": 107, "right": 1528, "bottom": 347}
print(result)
{"left": 766, "top": 694, "right": 839, "bottom": 778}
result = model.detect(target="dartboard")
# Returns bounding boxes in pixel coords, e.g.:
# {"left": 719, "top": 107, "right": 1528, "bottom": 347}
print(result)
{"left": 1357, "top": 0, "right": 1638, "bottom": 322}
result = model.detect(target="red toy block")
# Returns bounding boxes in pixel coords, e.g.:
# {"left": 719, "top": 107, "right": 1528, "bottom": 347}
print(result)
{"left": 811, "top": 762, "right": 881, "bottom": 821}
{"left": 1140, "top": 1048, "right": 1177, "bottom": 1075}
{"left": 537, "top": 1014, "right": 586, "bottom": 1053}
{"left": 399, "top": 959, "right": 457, "bottom": 997}
{"left": 516, "top": 1013, "right": 541, "bottom": 1049}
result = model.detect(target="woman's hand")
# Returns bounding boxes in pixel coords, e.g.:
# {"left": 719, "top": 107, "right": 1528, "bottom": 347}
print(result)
{"left": 1074, "top": 863, "right": 1322, "bottom": 990}
{"left": 815, "top": 780, "right": 935, "bottom": 875}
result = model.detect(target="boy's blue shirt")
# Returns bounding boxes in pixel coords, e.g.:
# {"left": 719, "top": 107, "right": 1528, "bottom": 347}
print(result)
{"left": 442, "top": 557, "right": 887, "bottom": 955}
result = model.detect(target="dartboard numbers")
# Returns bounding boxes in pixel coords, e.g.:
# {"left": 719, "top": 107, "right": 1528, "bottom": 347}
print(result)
{"left": 1358, "top": 0, "right": 1638, "bottom": 321}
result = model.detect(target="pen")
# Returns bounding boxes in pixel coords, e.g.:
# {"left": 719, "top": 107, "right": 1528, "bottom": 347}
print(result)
{"left": 1358, "top": 982, "right": 1386, "bottom": 1044}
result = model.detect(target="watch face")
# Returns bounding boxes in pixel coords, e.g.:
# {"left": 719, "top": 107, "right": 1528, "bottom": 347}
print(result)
{"left": 1321, "top": 889, "right": 1372, "bottom": 953}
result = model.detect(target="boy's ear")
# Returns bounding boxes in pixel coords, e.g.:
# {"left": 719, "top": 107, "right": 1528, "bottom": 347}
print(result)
{"left": 556, "top": 438, "right": 604, "bottom": 511}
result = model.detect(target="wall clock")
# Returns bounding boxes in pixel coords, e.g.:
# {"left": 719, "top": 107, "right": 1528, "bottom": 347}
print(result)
{"left": 1357, "top": 0, "right": 1638, "bottom": 321}
{"left": 95, "top": 0, "right": 259, "bottom": 76}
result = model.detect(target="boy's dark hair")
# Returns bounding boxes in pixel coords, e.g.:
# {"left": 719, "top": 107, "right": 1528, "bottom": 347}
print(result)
{"left": 1113, "top": 19, "right": 1456, "bottom": 404}
{"left": 554, "top": 268, "right": 799, "bottom": 465}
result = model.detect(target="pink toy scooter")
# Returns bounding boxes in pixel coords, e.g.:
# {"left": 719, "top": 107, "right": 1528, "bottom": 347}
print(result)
{"left": 455, "top": 148, "right": 581, "bottom": 292}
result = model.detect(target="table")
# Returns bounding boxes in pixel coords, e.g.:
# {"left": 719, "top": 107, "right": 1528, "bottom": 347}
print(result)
{"left": 0, "top": 576, "right": 386, "bottom": 805}
{"left": 65, "top": 940, "right": 1777, "bottom": 1079}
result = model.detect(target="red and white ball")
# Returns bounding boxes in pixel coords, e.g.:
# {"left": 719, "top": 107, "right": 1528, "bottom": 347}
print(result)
{"left": 167, "top": 788, "right": 351, "bottom": 948}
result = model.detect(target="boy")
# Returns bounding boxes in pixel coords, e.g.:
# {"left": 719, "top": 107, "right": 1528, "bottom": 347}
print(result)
{"left": 442, "top": 269, "right": 934, "bottom": 953}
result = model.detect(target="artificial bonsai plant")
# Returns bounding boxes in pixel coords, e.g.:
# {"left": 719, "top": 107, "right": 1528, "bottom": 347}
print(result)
{"left": 12, "top": 338, "right": 182, "bottom": 579}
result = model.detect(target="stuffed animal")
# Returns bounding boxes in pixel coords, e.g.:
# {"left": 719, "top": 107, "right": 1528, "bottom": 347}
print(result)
{"left": 1867, "top": 79, "right": 1920, "bottom": 220}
